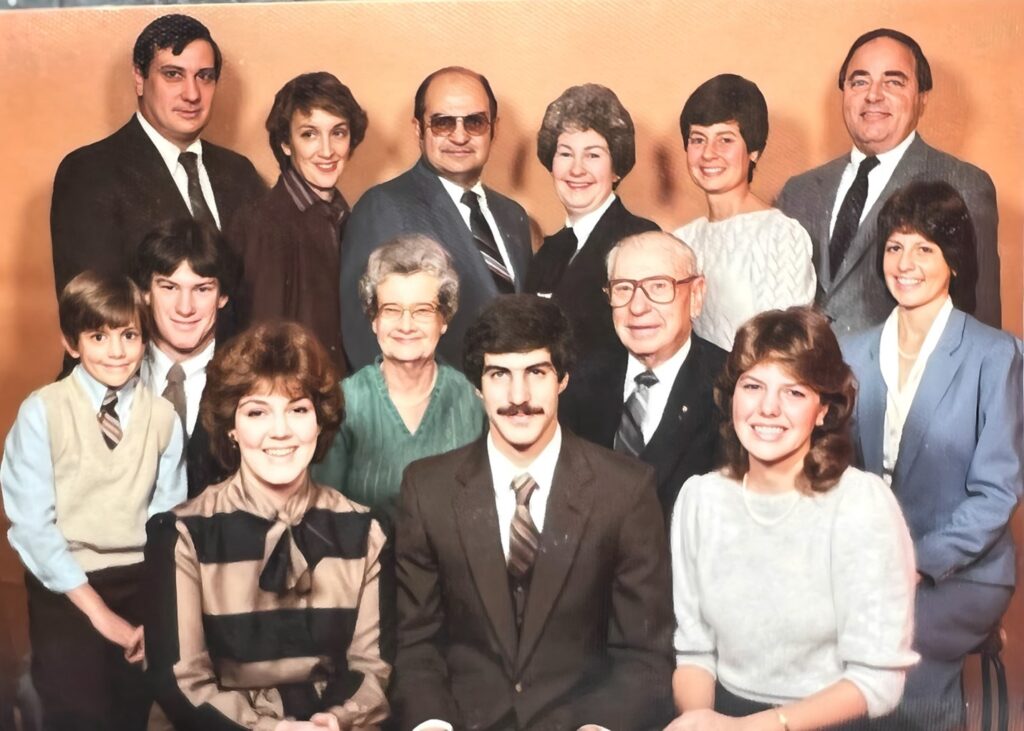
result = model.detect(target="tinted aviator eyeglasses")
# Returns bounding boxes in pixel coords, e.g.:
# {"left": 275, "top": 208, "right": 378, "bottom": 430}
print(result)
{"left": 603, "top": 275, "right": 700, "bottom": 307}
{"left": 377, "top": 302, "right": 441, "bottom": 322}
{"left": 426, "top": 113, "right": 492, "bottom": 137}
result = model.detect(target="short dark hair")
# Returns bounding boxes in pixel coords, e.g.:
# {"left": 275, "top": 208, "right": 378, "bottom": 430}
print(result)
{"left": 201, "top": 321, "right": 344, "bottom": 473}
{"left": 876, "top": 181, "right": 977, "bottom": 313}
{"left": 413, "top": 66, "right": 498, "bottom": 130}
{"left": 463, "top": 295, "right": 575, "bottom": 390}
{"left": 59, "top": 271, "right": 150, "bottom": 346}
{"left": 838, "top": 28, "right": 932, "bottom": 92}
{"left": 679, "top": 74, "right": 768, "bottom": 183}
{"left": 133, "top": 218, "right": 239, "bottom": 300}
{"left": 536, "top": 83, "right": 637, "bottom": 182}
{"left": 133, "top": 14, "right": 222, "bottom": 80}
{"left": 715, "top": 306, "right": 855, "bottom": 494}
{"left": 266, "top": 72, "right": 369, "bottom": 172}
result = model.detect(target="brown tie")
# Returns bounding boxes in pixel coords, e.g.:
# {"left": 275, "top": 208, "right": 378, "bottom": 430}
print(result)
{"left": 178, "top": 151, "right": 218, "bottom": 229}
{"left": 508, "top": 473, "right": 541, "bottom": 579}
{"left": 162, "top": 362, "right": 188, "bottom": 436}
{"left": 97, "top": 388, "right": 122, "bottom": 449}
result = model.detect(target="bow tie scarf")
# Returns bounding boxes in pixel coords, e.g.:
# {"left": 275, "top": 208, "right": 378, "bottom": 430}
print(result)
{"left": 259, "top": 519, "right": 312, "bottom": 596}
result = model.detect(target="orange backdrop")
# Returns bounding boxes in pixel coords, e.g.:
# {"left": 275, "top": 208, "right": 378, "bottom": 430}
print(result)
{"left": 0, "top": 0, "right": 1021, "bottom": 715}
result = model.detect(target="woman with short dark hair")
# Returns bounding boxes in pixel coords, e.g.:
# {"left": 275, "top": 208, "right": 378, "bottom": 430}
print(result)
{"left": 526, "top": 83, "right": 659, "bottom": 361}
{"left": 675, "top": 74, "right": 815, "bottom": 350}
{"left": 667, "top": 306, "right": 917, "bottom": 731}
{"left": 145, "top": 321, "right": 390, "bottom": 729}
{"left": 228, "top": 72, "right": 368, "bottom": 374}
{"left": 843, "top": 181, "right": 1022, "bottom": 730}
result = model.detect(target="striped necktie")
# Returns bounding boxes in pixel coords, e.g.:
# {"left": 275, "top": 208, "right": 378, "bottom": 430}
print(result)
{"left": 508, "top": 473, "right": 541, "bottom": 579}
{"left": 178, "top": 151, "right": 218, "bottom": 230}
{"left": 461, "top": 190, "right": 514, "bottom": 294}
{"left": 98, "top": 388, "right": 122, "bottom": 449}
{"left": 614, "top": 370, "right": 658, "bottom": 457}
{"left": 829, "top": 155, "right": 879, "bottom": 280}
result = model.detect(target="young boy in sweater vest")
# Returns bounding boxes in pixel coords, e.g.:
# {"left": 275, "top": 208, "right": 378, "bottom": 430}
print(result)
{"left": 1, "top": 271, "right": 185, "bottom": 729}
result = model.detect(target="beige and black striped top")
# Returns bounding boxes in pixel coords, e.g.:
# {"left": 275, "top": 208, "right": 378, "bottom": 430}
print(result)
{"left": 145, "top": 472, "right": 390, "bottom": 730}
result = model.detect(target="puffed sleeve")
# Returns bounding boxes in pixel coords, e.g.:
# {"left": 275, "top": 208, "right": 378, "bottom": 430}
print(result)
{"left": 830, "top": 470, "right": 919, "bottom": 717}
{"left": 670, "top": 475, "right": 718, "bottom": 676}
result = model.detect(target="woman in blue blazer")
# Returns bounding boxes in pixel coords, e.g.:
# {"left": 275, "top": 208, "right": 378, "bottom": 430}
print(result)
{"left": 842, "top": 181, "right": 1022, "bottom": 731}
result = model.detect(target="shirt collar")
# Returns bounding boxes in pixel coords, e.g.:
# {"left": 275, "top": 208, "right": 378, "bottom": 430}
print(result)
{"left": 487, "top": 425, "right": 563, "bottom": 500}
{"left": 850, "top": 129, "right": 916, "bottom": 169}
{"left": 135, "top": 110, "right": 202, "bottom": 171}
{"left": 438, "top": 174, "right": 487, "bottom": 210}
{"left": 565, "top": 193, "right": 616, "bottom": 251}
{"left": 146, "top": 338, "right": 216, "bottom": 383}
{"left": 624, "top": 334, "right": 692, "bottom": 392}
{"left": 880, "top": 296, "right": 954, "bottom": 378}
{"left": 282, "top": 164, "right": 347, "bottom": 223}
{"left": 72, "top": 363, "right": 140, "bottom": 409}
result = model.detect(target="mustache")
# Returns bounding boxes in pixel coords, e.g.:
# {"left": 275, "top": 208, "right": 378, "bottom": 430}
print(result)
{"left": 497, "top": 403, "right": 544, "bottom": 417}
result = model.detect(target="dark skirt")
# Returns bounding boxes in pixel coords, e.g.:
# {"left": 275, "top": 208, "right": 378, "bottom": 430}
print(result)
{"left": 715, "top": 681, "right": 874, "bottom": 730}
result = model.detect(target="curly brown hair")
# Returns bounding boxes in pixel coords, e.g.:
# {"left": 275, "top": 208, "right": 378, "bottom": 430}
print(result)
{"left": 201, "top": 321, "right": 344, "bottom": 472}
{"left": 715, "top": 306, "right": 855, "bottom": 494}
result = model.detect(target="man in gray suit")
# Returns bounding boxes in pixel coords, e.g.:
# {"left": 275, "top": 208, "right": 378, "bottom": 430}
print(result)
{"left": 777, "top": 28, "right": 1000, "bottom": 335}
{"left": 340, "top": 66, "right": 532, "bottom": 370}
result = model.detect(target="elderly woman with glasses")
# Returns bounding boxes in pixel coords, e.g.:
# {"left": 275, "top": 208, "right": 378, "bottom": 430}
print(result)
{"left": 314, "top": 234, "right": 486, "bottom": 524}
{"left": 525, "top": 83, "right": 659, "bottom": 363}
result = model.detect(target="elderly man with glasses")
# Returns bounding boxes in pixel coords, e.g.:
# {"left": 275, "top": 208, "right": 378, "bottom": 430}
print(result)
{"left": 340, "top": 66, "right": 532, "bottom": 372}
{"left": 561, "top": 231, "right": 727, "bottom": 523}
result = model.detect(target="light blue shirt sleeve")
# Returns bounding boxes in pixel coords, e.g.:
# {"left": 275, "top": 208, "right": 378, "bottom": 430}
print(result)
{"left": 149, "top": 417, "right": 187, "bottom": 516}
{"left": 0, "top": 393, "right": 88, "bottom": 593}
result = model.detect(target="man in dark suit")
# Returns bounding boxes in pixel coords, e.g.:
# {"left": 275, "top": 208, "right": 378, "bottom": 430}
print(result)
{"left": 133, "top": 219, "right": 235, "bottom": 498}
{"left": 50, "top": 13, "right": 264, "bottom": 299}
{"left": 561, "top": 231, "right": 726, "bottom": 521}
{"left": 393, "top": 294, "right": 673, "bottom": 731}
{"left": 777, "top": 28, "right": 1001, "bottom": 334}
{"left": 340, "top": 66, "right": 532, "bottom": 371}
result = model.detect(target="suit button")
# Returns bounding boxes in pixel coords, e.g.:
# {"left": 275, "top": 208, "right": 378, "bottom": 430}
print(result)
{"left": 514, "top": 681, "right": 523, "bottom": 693}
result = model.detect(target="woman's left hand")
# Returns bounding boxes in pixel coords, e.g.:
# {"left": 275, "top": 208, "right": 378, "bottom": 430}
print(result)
{"left": 310, "top": 713, "right": 341, "bottom": 731}
{"left": 664, "top": 709, "right": 743, "bottom": 731}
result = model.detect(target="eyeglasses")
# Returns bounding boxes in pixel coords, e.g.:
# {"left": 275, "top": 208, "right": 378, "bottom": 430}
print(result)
{"left": 426, "top": 113, "right": 491, "bottom": 137}
{"left": 377, "top": 302, "right": 441, "bottom": 322}
{"left": 603, "top": 275, "right": 700, "bottom": 307}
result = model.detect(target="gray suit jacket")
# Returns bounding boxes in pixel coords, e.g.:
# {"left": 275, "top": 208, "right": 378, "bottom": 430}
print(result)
{"left": 841, "top": 309, "right": 1022, "bottom": 587}
{"left": 339, "top": 158, "right": 532, "bottom": 371}
{"left": 777, "top": 135, "right": 1000, "bottom": 335}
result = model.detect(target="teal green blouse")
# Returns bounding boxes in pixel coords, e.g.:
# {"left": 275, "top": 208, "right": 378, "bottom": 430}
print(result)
{"left": 312, "top": 360, "right": 486, "bottom": 511}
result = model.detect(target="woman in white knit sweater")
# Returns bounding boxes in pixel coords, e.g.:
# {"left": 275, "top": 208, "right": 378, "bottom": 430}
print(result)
{"left": 666, "top": 306, "right": 917, "bottom": 731}
{"left": 674, "top": 75, "right": 815, "bottom": 351}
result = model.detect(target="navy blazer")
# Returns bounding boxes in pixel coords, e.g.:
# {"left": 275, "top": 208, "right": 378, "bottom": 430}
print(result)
{"left": 842, "top": 309, "right": 1022, "bottom": 587}
{"left": 339, "top": 158, "right": 532, "bottom": 371}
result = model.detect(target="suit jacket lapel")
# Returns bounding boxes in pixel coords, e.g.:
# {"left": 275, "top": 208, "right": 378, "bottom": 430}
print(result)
{"left": 602, "top": 352, "right": 631, "bottom": 446}
{"left": 642, "top": 343, "right": 700, "bottom": 462}
{"left": 813, "top": 158, "right": 847, "bottom": 292}
{"left": 486, "top": 186, "right": 529, "bottom": 288}
{"left": 893, "top": 310, "right": 967, "bottom": 484}
{"left": 855, "top": 336, "right": 886, "bottom": 475}
{"left": 452, "top": 441, "right": 519, "bottom": 667}
{"left": 516, "top": 434, "right": 593, "bottom": 672}
{"left": 124, "top": 117, "right": 192, "bottom": 220}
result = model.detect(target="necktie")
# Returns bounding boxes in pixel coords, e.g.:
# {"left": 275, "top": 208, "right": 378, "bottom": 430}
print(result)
{"left": 614, "top": 370, "right": 659, "bottom": 457}
{"left": 162, "top": 363, "right": 188, "bottom": 436}
{"left": 829, "top": 155, "right": 879, "bottom": 280}
{"left": 98, "top": 388, "right": 122, "bottom": 449}
{"left": 508, "top": 473, "right": 541, "bottom": 580}
{"left": 461, "top": 190, "right": 514, "bottom": 294}
{"left": 178, "top": 151, "right": 218, "bottom": 229}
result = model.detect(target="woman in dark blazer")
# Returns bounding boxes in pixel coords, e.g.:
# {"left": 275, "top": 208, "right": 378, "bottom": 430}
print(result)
{"left": 841, "top": 181, "right": 1022, "bottom": 731}
{"left": 228, "top": 72, "right": 367, "bottom": 376}
{"left": 525, "top": 83, "right": 658, "bottom": 363}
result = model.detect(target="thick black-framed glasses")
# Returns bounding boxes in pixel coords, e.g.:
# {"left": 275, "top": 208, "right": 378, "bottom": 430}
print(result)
{"left": 603, "top": 275, "right": 700, "bottom": 307}
{"left": 426, "top": 113, "right": 491, "bottom": 137}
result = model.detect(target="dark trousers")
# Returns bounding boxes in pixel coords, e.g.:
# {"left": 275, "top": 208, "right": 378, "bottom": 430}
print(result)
{"left": 26, "top": 563, "right": 150, "bottom": 731}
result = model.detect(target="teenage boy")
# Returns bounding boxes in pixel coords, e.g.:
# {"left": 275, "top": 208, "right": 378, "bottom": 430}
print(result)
{"left": 1, "top": 272, "right": 185, "bottom": 729}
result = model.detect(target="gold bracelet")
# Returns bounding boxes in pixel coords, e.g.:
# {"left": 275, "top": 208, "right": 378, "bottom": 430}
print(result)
{"left": 775, "top": 708, "right": 791, "bottom": 731}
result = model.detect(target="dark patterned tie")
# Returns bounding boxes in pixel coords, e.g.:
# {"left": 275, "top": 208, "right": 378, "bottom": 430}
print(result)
{"left": 614, "top": 370, "right": 659, "bottom": 457}
{"left": 461, "top": 190, "right": 514, "bottom": 294}
{"left": 178, "top": 151, "right": 218, "bottom": 229}
{"left": 162, "top": 362, "right": 188, "bottom": 436}
{"left": 98, "top": 388, "right": 122, "bottom": 449}
{"left": 828, "top": 155, "right": 879, "bottom": 280}
{"left": 508, "top": 473, "right": 541, "bottom": 580}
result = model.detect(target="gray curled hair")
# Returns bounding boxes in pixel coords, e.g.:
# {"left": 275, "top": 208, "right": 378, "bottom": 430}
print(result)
{"left": 359, "top": 234, "right": 460, "bottom": 322}
{"left": 536, "top": 83, "right": 636, "bottom": 182}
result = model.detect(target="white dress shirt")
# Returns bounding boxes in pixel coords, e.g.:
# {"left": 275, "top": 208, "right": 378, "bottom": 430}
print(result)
{"left": 140, "top": 339, "right": 216, "bottom": 436}
{"left": 878, "top": 297, "right": 954, "bottom": 484}
{"left": 829, "top": 131, "right": 916, "bottom": 237}
{"left": 623, "top": 338, "right": 693, "bottom": 444}
{"left": 565, "top": 193, "right": 616, "bottom": 259}
{"left": 437, "top": 175, "right": 517, "bottom": 282}
{"left": 135, "top": 111, "right": 222, "bottom": 228}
